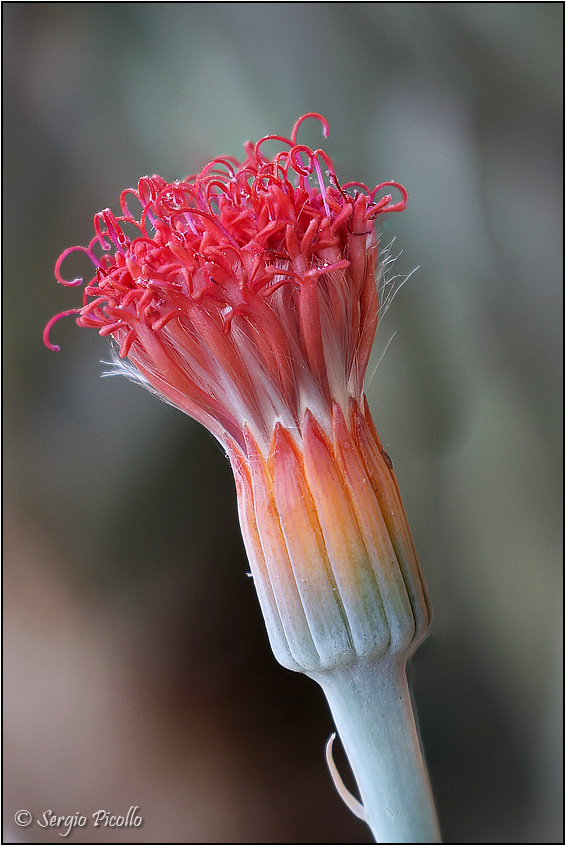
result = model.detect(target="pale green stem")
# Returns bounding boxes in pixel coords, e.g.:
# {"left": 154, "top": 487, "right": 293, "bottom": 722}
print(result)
{"left": 313, "top": 657, "right": 441, "bottom": 844}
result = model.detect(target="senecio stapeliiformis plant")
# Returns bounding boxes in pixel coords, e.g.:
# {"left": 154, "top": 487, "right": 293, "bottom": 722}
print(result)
{"left": 45, "top": 114, "right": 440, "bottom": 844}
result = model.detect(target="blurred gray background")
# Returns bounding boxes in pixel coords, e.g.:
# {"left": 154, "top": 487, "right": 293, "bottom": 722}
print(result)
{"left": 3, "top": 3, "right": 563, "bottom": 843}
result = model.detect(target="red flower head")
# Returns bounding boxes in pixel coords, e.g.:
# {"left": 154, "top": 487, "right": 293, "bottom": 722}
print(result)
{"left": 45, "top": 113, "right": 406, "bottom": 452}
{"left": 46, "top": 115, "right": 430, "bottom": 675}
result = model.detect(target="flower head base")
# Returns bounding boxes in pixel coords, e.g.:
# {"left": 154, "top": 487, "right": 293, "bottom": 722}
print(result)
{"left": 45, "top": 113, "right": 406, "bottom": 455}
{"left": 232, "top": 398, "right": 431, "bottom": 673}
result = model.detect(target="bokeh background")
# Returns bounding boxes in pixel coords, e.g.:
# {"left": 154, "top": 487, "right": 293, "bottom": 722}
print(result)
{"left": 3, "top": 3, "right": 563, "bottom": 843}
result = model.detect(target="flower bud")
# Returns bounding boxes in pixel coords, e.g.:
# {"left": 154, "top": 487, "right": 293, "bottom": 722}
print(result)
{"left": 46, "top": 113, "right": 428, "bottom": 674}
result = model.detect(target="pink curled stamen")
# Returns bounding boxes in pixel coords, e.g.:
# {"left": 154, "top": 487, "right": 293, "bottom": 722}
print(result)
{"left": 342, "top": 181, "right": 372, "bottom": 196}
{"left": 54, "top": 238, "right": 105, "bottom": 286}
{"left": 369, "top": 181, "right": 408, "bottom": 214}
{"left": 120, "top": 187, "right": 144, "bottom": 223}
{"left": 197, "top": 156, "right": 239, "bottom": 185}
{"left": 272, "top": 150, "right": 292, "bottom": 182}
{"left": 253, "top": 133, "right": 293, "bottom": 166}
{"left": 43, "top": 308, "right": 82, "bottom": 351}
{"left": 290, "top": 112, "right": 330, "bottom": 145}
{"left": 289, "top": 145, "right": 316, "bottom": 177}
{"left": 94, "top": 210, "right": 128, "bottom": 253}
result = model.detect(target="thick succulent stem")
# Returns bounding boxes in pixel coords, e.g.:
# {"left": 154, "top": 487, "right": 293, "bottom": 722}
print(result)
{"left": 315, "top": 657, "right": 440, "bottom": 844}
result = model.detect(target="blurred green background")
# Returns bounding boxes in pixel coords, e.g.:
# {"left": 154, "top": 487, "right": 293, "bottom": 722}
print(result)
{"left": 3, "top": 3, "right": 563, "bottom": 843}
